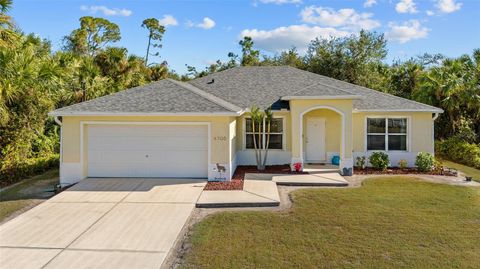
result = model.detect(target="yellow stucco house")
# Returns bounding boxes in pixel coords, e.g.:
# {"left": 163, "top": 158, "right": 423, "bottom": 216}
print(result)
{"left": 49, "top": 66, "right": 443, "bottom": 185}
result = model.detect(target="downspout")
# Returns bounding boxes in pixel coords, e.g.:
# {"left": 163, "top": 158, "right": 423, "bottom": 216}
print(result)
{"left": 54, "top": 116, "right": 63, "bottom": 183}
{"left": 432, "top": 113, "right": 439, "bottom": 156}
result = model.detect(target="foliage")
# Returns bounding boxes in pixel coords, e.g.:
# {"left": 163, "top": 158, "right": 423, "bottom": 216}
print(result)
{"left": 249, "top": 105, "right": 272, "bottom": 170}
{"left": 369, "top": 152, "right": 389, "bottom": 170}
{"left": 0, "top": 154, "right": 59, "bottom": 186}
{"left": 355, "top": 156, "right": 366, "bottom": 169}
{"left": 436, "top": 138, "right": 480, "bottom": 170}
{"left": 63, "top": 16, "right": 121, "bottom": 56}
{"left": 415, "top": 152, "right": 435, "bottom": 172}
{"left": 141, "top": 18, "right": 165, "bottom": 65}
{"left": 398, "top": 159, "right": 408, "bottom": 169}
{"left": 239, "top": 36, "right": 260, "bottom": 66}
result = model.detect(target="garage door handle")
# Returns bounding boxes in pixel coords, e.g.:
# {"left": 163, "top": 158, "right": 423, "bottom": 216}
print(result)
{"left": 145, "top": 155, "right": 149, "bottom": 158}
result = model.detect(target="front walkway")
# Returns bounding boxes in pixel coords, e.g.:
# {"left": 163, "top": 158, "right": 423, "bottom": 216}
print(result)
{"left": 0, "top": 178, "right": 206, "bottom": 269}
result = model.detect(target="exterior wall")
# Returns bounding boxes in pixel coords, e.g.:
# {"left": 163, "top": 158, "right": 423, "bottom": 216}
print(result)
{"left": 289, "top": 99, "right": 354, "bottom": 173}
{"left": 303, "top": 109, "right": 341, "bottom": 163}
{"left": 352, "top": 112, "right": 435, "bottom": 167}
{"left": 60, "top": 115, "right": 234, "bottom": 185}
{"left": 235, "top": 111, "right": 292, "bottom": 166}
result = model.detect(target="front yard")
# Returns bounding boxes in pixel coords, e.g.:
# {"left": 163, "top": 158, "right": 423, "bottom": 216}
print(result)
{"left": 0, "top": 169, "right": 59, "bottom": 223}
{"left": 182, "top": 177, "right": 480, "bottom": 268}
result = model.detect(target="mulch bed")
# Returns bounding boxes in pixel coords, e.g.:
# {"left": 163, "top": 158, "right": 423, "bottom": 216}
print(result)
{"left": 354, "top": 167, "right": 457, "bottom": 176}
{"left": 204, "top": 165, "right": 307, "bottom": 191}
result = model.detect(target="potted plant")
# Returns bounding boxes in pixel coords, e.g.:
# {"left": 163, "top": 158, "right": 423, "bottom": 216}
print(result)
{"left": 293, "top": 162, "right": 302, "bottom": 172}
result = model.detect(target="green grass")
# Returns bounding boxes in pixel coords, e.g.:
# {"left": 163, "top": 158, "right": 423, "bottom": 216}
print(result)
{"left": 0, "top": 169, "right": 59, "bottom": 222}
{"left": 440, "top": 160, "right": 480, "bottom": 182}
{"left": 183, "top": 177, "right": 480, "bottom": 269}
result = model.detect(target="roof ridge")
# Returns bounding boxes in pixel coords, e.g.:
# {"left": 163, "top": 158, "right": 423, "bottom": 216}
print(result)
{"left": 167, "top": 79, "right": 242, "bottom": 112}
{"left": 293, "top": 67, "right": 443, "bottom": 112}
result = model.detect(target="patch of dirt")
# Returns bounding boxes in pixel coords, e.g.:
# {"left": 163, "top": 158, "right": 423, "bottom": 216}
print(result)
{"left": 204, "top": 165, "right": 307, "bottom": 191}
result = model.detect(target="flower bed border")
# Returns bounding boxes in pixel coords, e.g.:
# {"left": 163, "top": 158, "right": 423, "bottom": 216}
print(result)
{"left": 354, "top": 167, "right": 457, "bottom": 176}
{"left": 204, "top": 165, "right": 307, "bottom": 191}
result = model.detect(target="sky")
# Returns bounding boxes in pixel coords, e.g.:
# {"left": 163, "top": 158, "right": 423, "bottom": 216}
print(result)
{"left": 10, "top": 0, "right": 480, "bottom": 74}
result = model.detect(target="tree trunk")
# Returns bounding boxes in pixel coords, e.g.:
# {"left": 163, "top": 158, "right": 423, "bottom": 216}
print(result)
{"left": 252, "top": 120, "right": 260, "bottom": 169}
{"left": 145, "top": 35, "right": 152, "bottom": 65}
{"left": 262, "top": 121, "right": 271, "bottom": 169}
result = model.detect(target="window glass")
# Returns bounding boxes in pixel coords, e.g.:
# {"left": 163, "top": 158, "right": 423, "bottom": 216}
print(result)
{"left": 367, "top": 135, "right": 386, "bottom": 150}
{"left": 267, "top": 134, "right": 283, "bottom": 149}
{"left": 388, "top": 118, "right": 407, "bottom": 134}
{"left": 269, "top": 119, "right": 283, "bottom": 133}
{"left": 367, "top": 118, "right": 386, "bottom": 133}
{"left": 245, "top": 118, "right": 284, "bottom": 149}
{"left": 388, "top": 135, "right": 407, "bottom": 151}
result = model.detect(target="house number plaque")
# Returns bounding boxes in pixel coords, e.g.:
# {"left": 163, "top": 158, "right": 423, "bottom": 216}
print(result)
{"left": 214, "top": 136, "right": 227, "bottom": 141}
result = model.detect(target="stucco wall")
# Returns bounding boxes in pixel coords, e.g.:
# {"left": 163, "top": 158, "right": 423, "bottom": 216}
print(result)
{"left": 303, "top": 109, "right": 341, "bottom": 159}
{"left": 289, "top": 99, "right": 354, "bottom": 170}
{"left": 60, "top": 115, "right": 234, "bottom": 184}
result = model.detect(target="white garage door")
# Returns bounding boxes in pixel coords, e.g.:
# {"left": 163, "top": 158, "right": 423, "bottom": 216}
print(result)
{"left": 87, "top": 125, "right": 208, "bottom": 178}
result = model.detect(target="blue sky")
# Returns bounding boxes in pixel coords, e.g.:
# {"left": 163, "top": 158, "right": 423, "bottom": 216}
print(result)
{"left": 10, "top": 0, "right": 480, "bottom": 74}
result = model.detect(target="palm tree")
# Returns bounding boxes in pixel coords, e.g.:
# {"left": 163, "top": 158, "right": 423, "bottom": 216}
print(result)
{"left": 250, "top": 105, "right": 273, "bottom": 171}
{"left": 0, "top": 0, "right": 19, "bottom": 48}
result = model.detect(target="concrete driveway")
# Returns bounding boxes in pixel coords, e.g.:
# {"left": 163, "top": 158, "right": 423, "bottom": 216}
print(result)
{"left": 0, "top": 178, "right": 206, "bottom": 269}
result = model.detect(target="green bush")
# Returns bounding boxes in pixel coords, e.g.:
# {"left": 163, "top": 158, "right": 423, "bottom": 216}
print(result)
{"left": 436, "top": 138, "right": 480, "bottom": 169}
{"left": 415, "top": 152, "right": 435, "bottom": 172}
{"left": 369, "top": 152, "right": 390, "bottom": 170}
{"left": 0, "top": 154, "right": 59, "bottom": 187}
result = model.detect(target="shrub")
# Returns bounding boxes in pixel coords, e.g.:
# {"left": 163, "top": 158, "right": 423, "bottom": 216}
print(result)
{"left": 398, "top": 159, "right": 408, "bottom": 169}
{"left": 356, "top": 156, "right": 366, "bottom": 169}
{"left": 436, "top": 138, "right": 480, "bottom": 169}
{"left": 369, "top": 152, "right": 389, "bottom": 170}
{"left": 0, "top": 154, "right": 59, "bottom": 187}
{"left": 415, "top": 152, "right": 435, "bottom": 172}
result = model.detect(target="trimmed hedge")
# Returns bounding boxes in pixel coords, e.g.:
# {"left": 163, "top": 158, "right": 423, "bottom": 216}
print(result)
{"left": 436, "top": 138, "right": 480, "bottom": 170}
{"left": 0, "top": 154, "right": 59, "bottom": 187}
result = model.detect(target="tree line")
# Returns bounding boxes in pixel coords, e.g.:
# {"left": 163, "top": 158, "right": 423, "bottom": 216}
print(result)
{"left": 1, "top": 0, "right": 479, "bottom": 183}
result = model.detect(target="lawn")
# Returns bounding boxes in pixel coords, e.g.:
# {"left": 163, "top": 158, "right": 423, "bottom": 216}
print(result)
{"left": 182, "top": 177, "right": 480, "bottom": 269}
{"left": 440, "top": 160, "right": 480, "bottom": 182}
{"left": 0, "top": 169, "right": 59, "bottom": 223}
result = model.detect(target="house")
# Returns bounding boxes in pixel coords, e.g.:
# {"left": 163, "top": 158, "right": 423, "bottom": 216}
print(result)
{"left": 49, "top": 66, "right": 443, "bottom": 185}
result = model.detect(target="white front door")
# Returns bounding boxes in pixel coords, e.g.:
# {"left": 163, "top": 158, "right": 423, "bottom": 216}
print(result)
{"left": 305, "top": 118, "right": 326, "bottom": 162}
{"left": 87, "top": 125, "right": 208, "bottom": 178}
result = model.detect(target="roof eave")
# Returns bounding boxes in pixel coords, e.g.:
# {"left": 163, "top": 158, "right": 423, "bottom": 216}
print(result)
{"left": 281, "top": 95, "right": 363, "bottom": 100}
{"left": 353, "top": 108, "right": 444, "bottom": 113}
{"left": 48, "top": 111, "right": 243, "bottom": 117}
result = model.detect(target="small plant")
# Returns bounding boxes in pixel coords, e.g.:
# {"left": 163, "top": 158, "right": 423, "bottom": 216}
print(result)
{"left": 356, "top": 156, "right": 366, "bottom": 169}
{"left": 369, "top": 152, "right": 389, "bottom": 171}
{"left": 398, "top": 159, "right": 408, "bottom": 169}
{"left": 293, "top": 162, "right": 302, "bottom": 172}
{"left": 415, "top": 152, "right": 435, "bottom": 172}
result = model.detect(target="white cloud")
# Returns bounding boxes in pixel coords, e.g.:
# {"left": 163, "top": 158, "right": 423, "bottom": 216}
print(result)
{"left": 436, "top": 0, "right": 462, "bottom": 13}
{"left": 300, "top": 6, "right": 380, "bottom": 31}
{"left": 80, "top": 5, "right": 132, "bottom": 17}
{"left": 426, "top": 10, "right": 435, "bottom": 16}
{"left": 158, "top": 15, "right": 178, "bottom": 27}
{"left": 240, "top": 24, "right": 350, "bottom": 53}
{"left": 386, "top": 20, "right": 429, "bottom": 43}
{"left": 395, "top": 0, "right": 418, "bottom": 14}
{"left": 363, "top": 0, "right": 377, "bottom": 8}
{"left": 258, "top": 0, "right": 302, "bottom": 4}
{"left": 187, "top": 17, "right": 216, "bottom": 30}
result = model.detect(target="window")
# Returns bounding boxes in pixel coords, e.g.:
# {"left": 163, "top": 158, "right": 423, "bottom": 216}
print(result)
{"left": 367, "top": 118, "right": 407, "bottom": 151}
{"left": 245, "top": 118, "right": 284, "bottom": 150}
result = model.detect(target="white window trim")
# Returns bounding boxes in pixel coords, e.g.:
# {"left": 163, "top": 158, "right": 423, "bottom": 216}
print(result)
{"left": 243, "top": 116, "right": 286, "bottom": 151}
{"left": 364, "top": 116, "right": 411, "bottom": 152}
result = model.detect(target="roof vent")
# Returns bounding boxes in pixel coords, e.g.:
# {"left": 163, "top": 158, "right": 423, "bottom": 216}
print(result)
{"left": 207, "top": 79, "right": 215, "bottom": 84}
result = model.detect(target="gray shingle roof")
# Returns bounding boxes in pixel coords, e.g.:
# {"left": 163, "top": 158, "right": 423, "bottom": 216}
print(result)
{"left": 51, "top": 66, "right": 442, "bottom": 115}
{"left": 51, "top": 79, "right": 236, "bottom": 115}
{"left": 189, "top": 66, "right": 443, "bottom": 112}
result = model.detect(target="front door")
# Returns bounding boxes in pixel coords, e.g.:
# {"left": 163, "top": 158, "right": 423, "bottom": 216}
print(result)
{"left": 305, "top": 118, "right": 326, "bottom": 162}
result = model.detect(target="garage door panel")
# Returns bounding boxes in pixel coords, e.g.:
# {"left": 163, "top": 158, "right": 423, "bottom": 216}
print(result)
{"left": 87, "top": 125, "right": 208, "bottom": 178}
